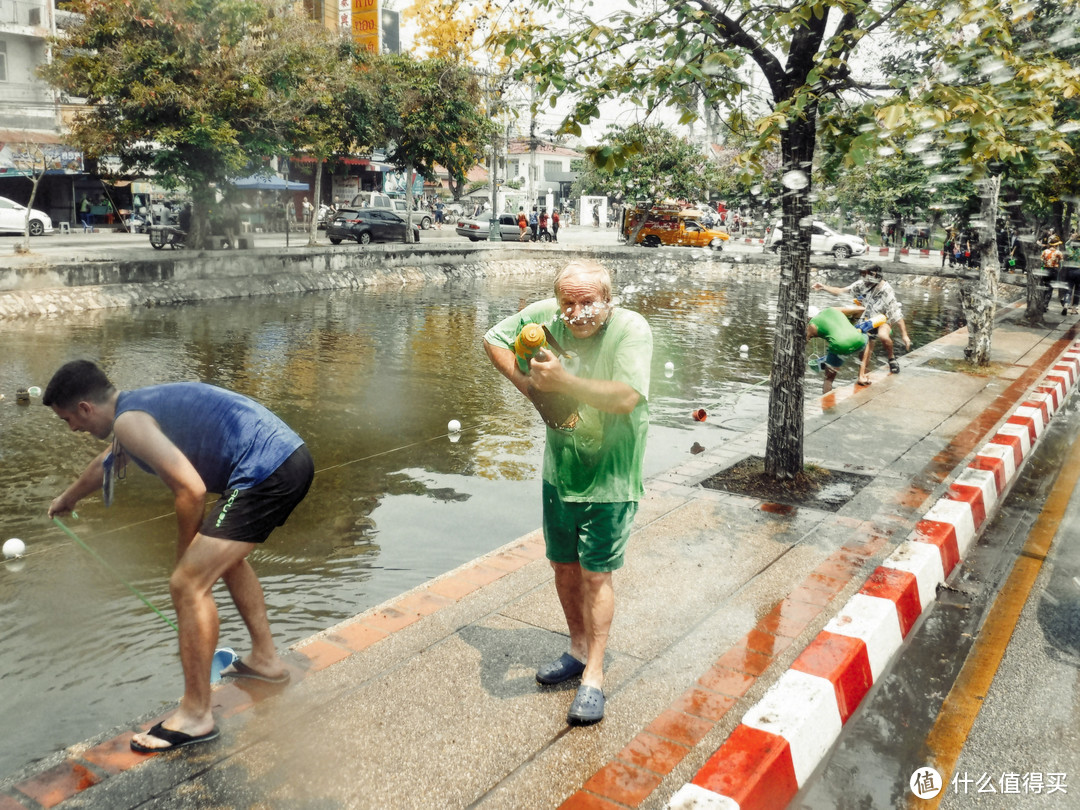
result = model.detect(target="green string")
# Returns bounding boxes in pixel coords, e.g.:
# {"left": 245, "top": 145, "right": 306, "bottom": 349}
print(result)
{"left": 52, "top": 516, "right": 179, "bottom": 633}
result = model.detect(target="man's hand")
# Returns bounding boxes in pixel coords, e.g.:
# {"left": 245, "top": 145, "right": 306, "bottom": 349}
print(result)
{"left": 48, "top": 492, "right": 78, "bottom": 518}
{"left": 48, "top": 447, "right": 111, "bottom": 518}
{"left": 527, "top": 350, "right": 568, "bottom": 393}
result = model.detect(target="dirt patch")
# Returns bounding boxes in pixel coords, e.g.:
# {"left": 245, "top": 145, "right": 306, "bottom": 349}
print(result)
{"left": 701, "top": 456, "right": 873, "bottom": 512}
{"left": 923, "top": 357, "right": 1012, "bottom": 377}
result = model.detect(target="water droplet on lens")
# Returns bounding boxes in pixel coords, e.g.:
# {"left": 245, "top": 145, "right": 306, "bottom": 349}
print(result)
{"left": 781, "top": 170, "right": 809, "bottom": 190}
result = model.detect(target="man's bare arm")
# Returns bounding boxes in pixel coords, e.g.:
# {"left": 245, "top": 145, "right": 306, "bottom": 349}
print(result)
{"left": 529, "top": 352, "right": 641, "bottom": 414}
{"left": 483, "top": 339, "right": 533, "bottom": 399}
{"left": 113, "top": 410, "right": 207, "bottom": 554}
{"left": 49, "top": 447, "right": 110, "bottom": 517}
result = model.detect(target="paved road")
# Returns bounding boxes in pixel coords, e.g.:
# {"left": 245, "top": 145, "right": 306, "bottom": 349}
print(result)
{"left": 794, "top": 385, "right": 1080, "bottom": 809}
{"left": 0, "top": 226, "right": 947, "bottom": 268}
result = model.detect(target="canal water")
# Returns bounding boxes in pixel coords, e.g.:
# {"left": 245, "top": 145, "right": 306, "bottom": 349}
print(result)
{"left": 0, "top": 267, "right": 963, "bottom": 778}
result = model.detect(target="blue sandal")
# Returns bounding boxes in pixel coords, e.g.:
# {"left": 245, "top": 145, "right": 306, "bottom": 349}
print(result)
{"left": 567, "top": 684, "right": 605, "bottom": 725}
{"left": 536, "top": 652, "right": 586, "bottom": 685}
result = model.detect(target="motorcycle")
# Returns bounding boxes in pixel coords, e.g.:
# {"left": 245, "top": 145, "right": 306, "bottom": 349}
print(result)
{"left": 149, "top": 225, "right": 186, "bottom": 250}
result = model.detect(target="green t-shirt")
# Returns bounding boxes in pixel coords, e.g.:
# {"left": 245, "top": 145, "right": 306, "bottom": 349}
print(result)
{"left": 485, "top": 298, "right": 652, "bottom": 503}
{"left": 810, "top": 307, "right": 867, "bottom": 356}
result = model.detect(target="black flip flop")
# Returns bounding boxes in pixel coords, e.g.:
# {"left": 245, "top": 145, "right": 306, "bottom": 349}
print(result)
{"left": 130, "top": 722, "right": 220, "bottom": 753}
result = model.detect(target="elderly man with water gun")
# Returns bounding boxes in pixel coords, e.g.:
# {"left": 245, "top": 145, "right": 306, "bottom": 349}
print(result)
{"left": 483, "top": 260, "right": 652, "bottom": 727}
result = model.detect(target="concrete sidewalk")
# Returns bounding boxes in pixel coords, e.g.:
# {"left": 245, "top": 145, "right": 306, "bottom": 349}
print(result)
{"left": 4, "top": 305, "right": 1077, "bottom": 810}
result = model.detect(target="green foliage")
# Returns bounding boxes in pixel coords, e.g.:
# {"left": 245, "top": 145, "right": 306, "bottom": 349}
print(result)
{"left": 830, "top": 0, "right": 1080, "bottom": 229}
{"left": 825, "top": 150, "right": 972, "bottom": 229}
{"left": 43, "top": 0, "right": 283, "bottom": 189}
{"left": 376, "top": 54, "right": 496, "bottom": 184}
{"left": 571, "top": 123, "right": 722, "bottom": 204}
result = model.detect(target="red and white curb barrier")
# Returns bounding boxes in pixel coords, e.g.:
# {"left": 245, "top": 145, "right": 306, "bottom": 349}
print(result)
{"left": 667, "top": 343, "right": 1080, "bottom": 810}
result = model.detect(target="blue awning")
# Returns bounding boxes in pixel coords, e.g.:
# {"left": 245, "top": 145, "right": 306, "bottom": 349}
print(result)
{"left": 232, "top": 174, "right": 309, "bottom": 192}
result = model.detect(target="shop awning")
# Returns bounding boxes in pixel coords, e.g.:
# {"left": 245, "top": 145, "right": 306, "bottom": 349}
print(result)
{"left": 0, "top": 133, "right": 84, "bottom": 175}
{"left": 231, "top": 174, "right": 309, "bottom": 192}
{"left": 293, "top": 155, "right": 387, "bottom": 168}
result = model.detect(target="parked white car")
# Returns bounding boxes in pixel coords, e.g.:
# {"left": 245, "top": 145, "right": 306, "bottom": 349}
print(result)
{"left": 0, "top": 195, "right": 54, "bottom": 236}
{"left": 764, "top": 219, "right": 867, "bottom": 259}
{"left": 349, "top": 191, "right": 394, "bottom": 210}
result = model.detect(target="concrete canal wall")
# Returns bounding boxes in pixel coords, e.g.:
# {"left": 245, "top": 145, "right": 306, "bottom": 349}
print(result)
{"left": 0, "top": 242, "right": 980, "bottom": 319}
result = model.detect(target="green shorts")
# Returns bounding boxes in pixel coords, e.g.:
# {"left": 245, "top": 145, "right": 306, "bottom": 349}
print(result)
{"left": 542, "top": 481, "right": 637, "bottom": 572}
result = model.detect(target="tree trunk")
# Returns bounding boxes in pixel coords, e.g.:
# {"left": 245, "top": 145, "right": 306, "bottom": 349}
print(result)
{"left": 961, "top": 176, "right": 1001, "bottom": 365}
{"left": 891, "top": 210, "right": 904, "bottom": 263}
{"left": 403, "top": 163, "right": 416, "bottom": 243}
{"left": 189, "top": 186, "right": 214, "bottom": 250}
{"left": 1025, "top": 252, "right": 1052, "bottom": 322}
{"left": 764, "top": 111, "right": 816, "bottom": 480}
{"left": 307, "top": 161, "right": 324, "bottom": 247}
{"left": 1050, "top": 199, "right": 1065, "bottom": 241}
{"left": 18, "top": 165, "right": 44, "bottom": 255}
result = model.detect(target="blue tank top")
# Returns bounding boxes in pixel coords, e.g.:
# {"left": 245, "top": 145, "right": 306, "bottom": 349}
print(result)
{"left": 115, "top": 383, "right": 304, "bottom": 493}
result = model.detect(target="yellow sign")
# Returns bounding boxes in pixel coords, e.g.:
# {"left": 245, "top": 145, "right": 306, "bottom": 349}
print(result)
{"left": 352, "top": 0, "right": 380, "bottom": 52}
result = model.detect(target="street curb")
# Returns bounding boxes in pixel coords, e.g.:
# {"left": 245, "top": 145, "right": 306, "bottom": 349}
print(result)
{"left": 666, "top": 342, "right": 1080, "bottom": 810}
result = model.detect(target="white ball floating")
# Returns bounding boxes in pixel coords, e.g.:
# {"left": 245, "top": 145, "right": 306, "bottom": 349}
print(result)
{"left": 740, "top": 344, "right": 749, "bottom": 353}
{"left": 3, "top": 538, "right": 26, "bottom": 559}
{"left": 447, "top": 419, "right": 462, "bottom": 433}
{"left": 664, "top": 361, "right": 675, "bottom": 372}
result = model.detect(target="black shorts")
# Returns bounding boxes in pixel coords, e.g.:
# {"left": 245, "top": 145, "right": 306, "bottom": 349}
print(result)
{"left": 201, "top": 445, "right": 314, "bottom": 544}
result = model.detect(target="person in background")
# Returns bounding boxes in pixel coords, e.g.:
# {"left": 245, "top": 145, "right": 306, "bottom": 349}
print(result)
{"left": 814, "top": 265, "right": 911, "bottom": 385}
{"left": 483, "top": 261, "right": 652, "bottom": 726}
{"left": 806, "top": 307, "right": 874, "bottom": 394}
{"left": 1008, "top": 229, "right": 1027, "bottom": 274}
{"left": 518, "top": 208, "right": 529, "bottom": 241}
{"left": 44, "top": 360, "right": 313, "bottom": 753}
{"left": 552, "top": 209, "right": 561, "bottom": 243}
{"left": 942, "top": 230, "right": 956, "bottom": 268}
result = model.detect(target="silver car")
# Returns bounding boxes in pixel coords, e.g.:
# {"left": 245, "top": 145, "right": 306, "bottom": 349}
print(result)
{"left": 455, "top": 212, "right": 522, "bottom": 241}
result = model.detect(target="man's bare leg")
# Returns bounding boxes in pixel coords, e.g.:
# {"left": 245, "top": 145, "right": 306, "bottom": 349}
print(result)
{"left": 552, "top": 561, "right": 588, "bottom": 664}
{"left": 857, "top": 341, "right": 873, "bottom": 385}
{"left": 823, "top": 366, "right": 838, "bottom": 394}
{"left": 879, "top": 323, "right": 896, "bottom": 361}
{"left": 579, "top": 568, "right": 614, "bottom": 690}
{"left": 222, "top": 558, "right": 286, "bottom": 678}
{"left": 131, "top": 535, "right": 252, "bottom": 750}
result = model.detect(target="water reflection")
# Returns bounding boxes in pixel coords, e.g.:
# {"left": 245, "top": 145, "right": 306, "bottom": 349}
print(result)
{"left": 0, "top": 272, "right": 962, "bottom": 777}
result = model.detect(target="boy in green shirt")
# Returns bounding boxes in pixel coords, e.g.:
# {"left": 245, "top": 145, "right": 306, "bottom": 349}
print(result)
{"left": 483, "top": 261, "right": 652, "bottom": 725}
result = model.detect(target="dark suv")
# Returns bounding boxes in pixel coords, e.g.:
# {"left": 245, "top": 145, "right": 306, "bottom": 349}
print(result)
{"left": 326, "top": 208, "right": 420, "bottom": 245}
